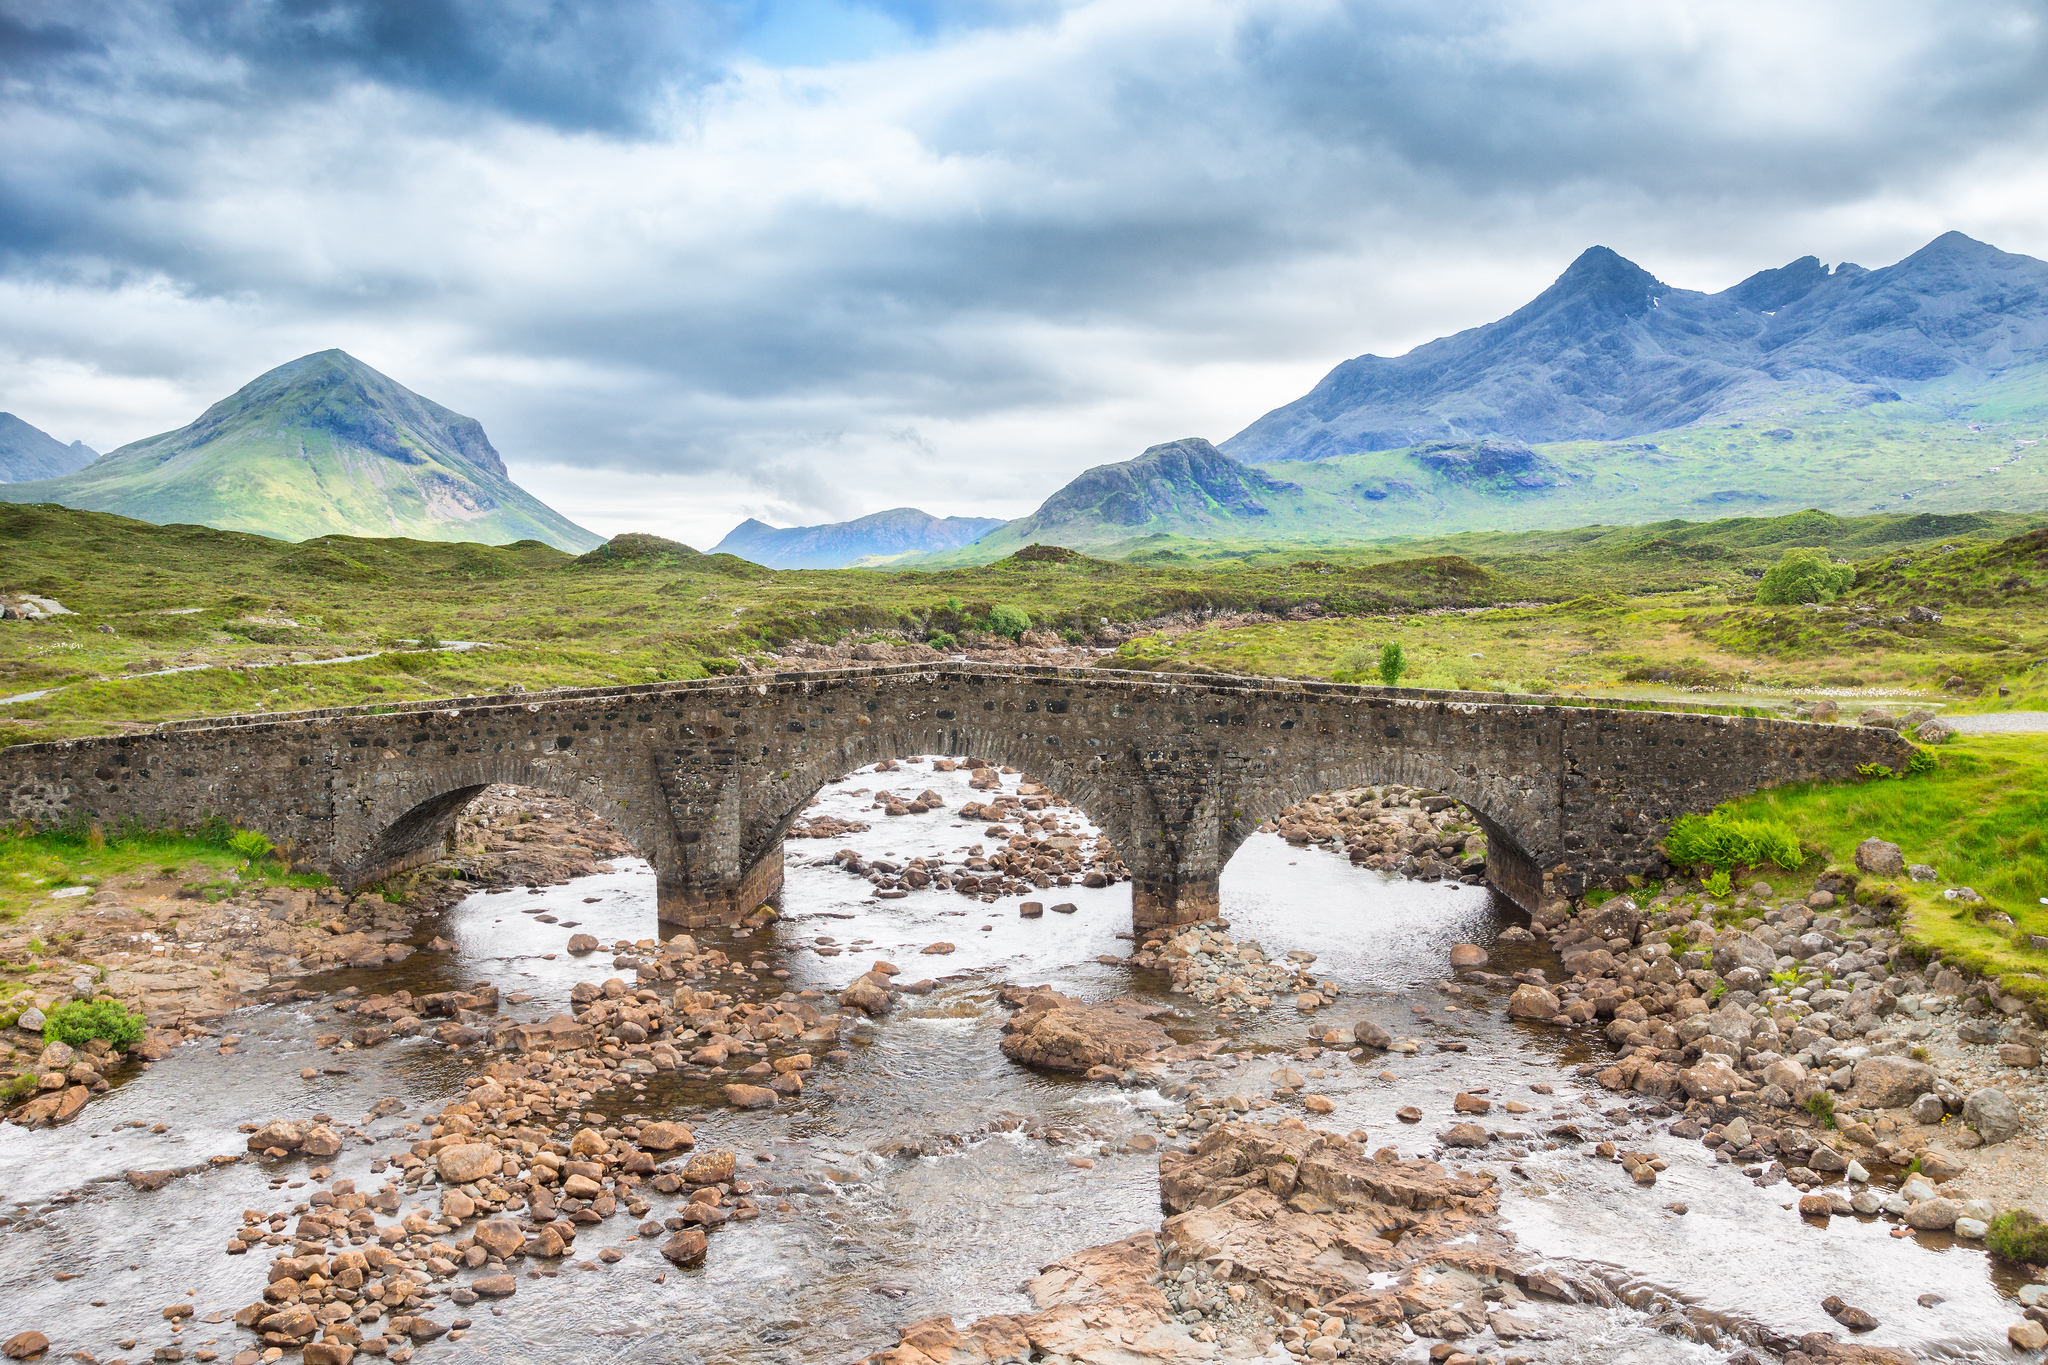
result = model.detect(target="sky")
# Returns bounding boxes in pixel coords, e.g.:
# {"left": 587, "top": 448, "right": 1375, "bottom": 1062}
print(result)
{"left": 3, "top": 0, "right": 2046, "bottom": 549}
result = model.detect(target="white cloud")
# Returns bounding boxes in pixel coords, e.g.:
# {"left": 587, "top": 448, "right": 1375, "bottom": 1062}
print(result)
{"left": 2, "top": 0, "right": 2045, "bottom": 546}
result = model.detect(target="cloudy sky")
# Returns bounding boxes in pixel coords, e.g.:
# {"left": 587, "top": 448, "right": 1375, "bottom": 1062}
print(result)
{"left": 3, "top": 0, "right": 2046, "bottom": 547}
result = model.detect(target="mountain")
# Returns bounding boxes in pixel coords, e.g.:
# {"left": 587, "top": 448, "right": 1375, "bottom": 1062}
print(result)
{"left": 919, "top": 438, "right": 1360, "bottom": 562}
{"left": 0, "top": 413, "right": 97, "bottom": 482}
{"left": 711, "top": 506, "right": 1006, "bottom": 568}
{"left": 1224, "top": 231, "right": 2048, "bottom": 462}
{"left": 0, "top": 350, "right": 601, "bottom": 552}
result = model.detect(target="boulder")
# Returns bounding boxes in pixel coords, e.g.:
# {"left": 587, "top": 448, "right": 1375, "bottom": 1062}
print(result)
{"left": 1438, "top": 1123, "right": 1490, "bottom": 1148}
{"left": 683, "top": 1150, "right": 737, "bottom": 1184}
{"left": 1915, "top": 720, "right": 1955, "bottom": 744}
{"left": 1854, "top": 838, "right": 1906, "bottom": 877}
{"left": 660, "top": 1229, "right": 708, "bottom": 1265}
{"left": 637, "top": 1121, "right": 695, "bottom": 1152}
{"left": 1710, "top": 933, "right": 1778, "bottom": 976}
{"left": 1850, "top": 1056, "right": 1938, "bottom": 1109}
{"left": 472, "top": 1220, "right": 524, "bottom": 1259}
{"left": 840, "top": 973, "right": 894, "bottom": 1017}
{"left": 1678, "top": 1059, "right": 1742, "bottom": 1101}
{"left": 999, "top": 990, "right": 1173, "bottom": 1073}
{"left": 1505, "top": 985, "right": 1561, "bottom": 1021}
{"left": 3, "top": 1333, "right": 48, "bottom": 1361}
{"left": 1351, "top": 1018, "right": 1394, "bottom": 1049}
{"left": 435, "top": 1143, "right": 501, "bottom": 1184}
{"left": 723, "top": 1084, "right": 777, "bottom": 1109}
{"left": 300, "top": 1125, "right": 343, "bottom": 1158}
{"left": 1448, "top": 944, "right": 1489, "bottom": 968}
{"left": 245, "top": 1118, "right": 309, "bottom": 1153}
{"left": 1902, "top": 1197, "right": 1961, "bottom": 1231}
{"left": 1964, "top": 1087, "right": 2023, "bottom": 1144}
{"left": 471, "top": 1274, "right": 517, "bottom": 1298}
{"left": 1581, "top": 898, "right": 1642, "bottom": 943}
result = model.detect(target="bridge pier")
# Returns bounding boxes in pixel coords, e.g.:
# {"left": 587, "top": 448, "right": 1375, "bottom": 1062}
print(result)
{"left": 656, "top": 840, "right": 786, "bottom": 930}
{"left": 1131, "top": 875, "right": 1220, "bottom": 935}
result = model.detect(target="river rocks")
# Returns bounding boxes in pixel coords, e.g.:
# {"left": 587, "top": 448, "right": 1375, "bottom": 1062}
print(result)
{"left": 1352, "top": 1018, "right": 1393, "bottom": 1049}
{"left": 998, "top": 987, "right": 1174, "bottom": 1073}
{"left": 840, "top": 973, "right": 895, "bottom": 1017}
{"left": 1909, "top": 1093, "right": 1946, "bottom": 1124}
{"left": 472, "top": 1274, "right": 516, "bottom": 1298}
{"left": 660, "top": 1229, "right": 708, "bottom": 1265}
{"left": 1964, "top": 1087, "right": 2023, "bottom": 1143}
{"left": 1902, "top": 1198, "right": 1962, "bottom": 1231}
{"left": 2015, "top": 1322, "right": 2048, "bottom": 1351}
{"left": 1822, "top": 1296, "right": 1878, "bottom": 1332}
{"left": 723, "top": 1084, "right": 777, "bottom": 1109}
{"left": 1448, "top": 944, "right": 1488, "bottom": 968}
{"left": 300, "top": 1124, "right": 343, "bottom": 1157}
{"left": 1854, "top": 838, "right": 1906, "bottom": 877}
{"left": 566, "top": 934, "right": 600, "bottom": 953}
{"left": 1438, "top": 1122, "right": 1490, "bottom": 1147}
{"left": 1506, "top": 984, "right": 1561, "bottom": 1020}
{"left": 638, "top": 1121, "right": 694, "bottom": 1151}
{"left": 472, "top": 1220, "right": 525, "bottom": 1258}
{"left": 1678, "top": 1058, "right": 1741, "bottom": 1101}
{"left": 3, "top": 1333, "right": 47, "bottom": 1360}
{"left": 246, "top": 1118, "right": 309, "bottom": 1153}
{"left": 683, "top": 1150, "right": 737, "bottom": 1184}
{"left": 434, "top": 1142, "right": 500, "bottom": 1183}
{"left": 1850, "top": 1056, "right": 1938, "bottom": 1109}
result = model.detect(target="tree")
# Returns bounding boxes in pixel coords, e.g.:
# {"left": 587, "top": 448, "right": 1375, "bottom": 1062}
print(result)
{"left": 1378, "top": 641, "right": 1406, "bottom": 686}
{"left": 1755, "top": 548, "right": 1856, "bottom": 604}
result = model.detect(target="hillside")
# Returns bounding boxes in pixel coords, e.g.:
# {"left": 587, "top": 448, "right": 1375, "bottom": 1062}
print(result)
{"left": 0, "top": 351, "right": 601, "bottom": 552}
{"left": 712, "top": 507, "right": 1005, "bottom": 568}
{"left": 1223, "top": 231, "right": 2048, "bottom": 461}
{"left": 0, "top": 414, "right": 96, "bottom": 483}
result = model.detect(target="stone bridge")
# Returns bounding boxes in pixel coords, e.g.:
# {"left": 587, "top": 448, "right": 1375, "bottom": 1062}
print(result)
{"left": 0, "top": 665, "right": 1910, "bottom": 932}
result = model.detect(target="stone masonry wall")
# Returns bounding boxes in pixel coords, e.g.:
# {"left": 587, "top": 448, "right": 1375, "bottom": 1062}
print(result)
{"left": 0, "top": 665, "right": 1913, "bottom": 931}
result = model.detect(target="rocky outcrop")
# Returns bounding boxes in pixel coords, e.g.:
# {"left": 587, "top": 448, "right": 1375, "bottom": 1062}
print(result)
{"left": 998, "top": 987, "right": 1176, "bottom": 1072}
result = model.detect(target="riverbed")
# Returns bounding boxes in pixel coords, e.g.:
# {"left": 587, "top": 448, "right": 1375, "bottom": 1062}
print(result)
{"left": 0, "top": 758, "right": 2026, "bottom": 1363}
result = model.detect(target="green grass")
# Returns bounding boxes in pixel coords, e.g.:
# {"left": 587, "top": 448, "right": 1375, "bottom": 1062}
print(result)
{"left": 0, "top": 819, "right": 327, "bottom": 926}
{"left": 1699, "top": 734, "right": 2048, "bottom": 1004}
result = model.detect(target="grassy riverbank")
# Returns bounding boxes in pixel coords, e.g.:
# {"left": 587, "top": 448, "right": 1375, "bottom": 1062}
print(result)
{"left": 1683, "top": 734, "right": 2048, "bottom": 1005}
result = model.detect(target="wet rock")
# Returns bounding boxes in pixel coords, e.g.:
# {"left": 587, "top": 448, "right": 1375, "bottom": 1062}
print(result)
{"left": 999, "top": 988, "right": 1174, "bottom": 1073}
{"left": 1822, "top": 1297, "right": 1878, "bottom": 1332}
{"left": 638, "top": 1122, "right": 695, "bottom": 1152}
{"left": 1352, "top": 1018, "right": 1393, "bottom": 1049}
{"left": 472, "top": 1220, "right": 525, "bottom": 1259}
{"left": 300, "top": 1125, "right": 343, "bottom": 1158}
{"left": 1854, "top": 838, "right": 1905, "bottom": 877}
{"left": 2014, "top": 1322, "right": 2048, "bottom": 1351}
{"left": 1850, "top": 1057, "right": 1938, "bottom": 1110}
{"left": 471, "top": 1274, "right": 516, "bottom": 1298}
{"left": 1505, "top": 984, "right": 1561, "bottom": 1020}
{"left": 1902, "top": 1198, "right": 1961, "bottom": 1231}
{"left": 840, "top": 973, "right": 895, "bottom": 1017}
{"left": 1452, "top": 1093, "right": 1490, "bottom": 1114}
{"left": 1448, "top": 944, "right": 1488, "bottom": 968}
{"left": 245, "top": 1119, "right": 308, "bottom": 1153}
{"left": 125, "top": 1169, "right": 180, "bottom": 1192}
{"left": 435, "top": 1143, "right": 501, "bottom": 1183}
{"left": 1964, "top": 1088, "right": 2023, "bottom": 1144}
{"left": 567, "top": 934, "right": 600, "bottom": 953}
{"left": 723, "top": 1084, "right": 777, "bottom": 1109}
{"left": 1798, "top": 1194, "right": 1833, "bottom": 1218}
{"left": 660, "top": 1229, "right": 708, "bottom": 1265}
{"left": 1679, "top": 1058, "right": 1742, "bottom": 1101}
{"left": 1438, "top": 1123, "right": 1490, "bottom": 1148}
{"left": 683, "top": 1150, "right": 737, "bottom": 1184}
{"left": 3, "top": 1333, "right": 48, "bottom": 1361}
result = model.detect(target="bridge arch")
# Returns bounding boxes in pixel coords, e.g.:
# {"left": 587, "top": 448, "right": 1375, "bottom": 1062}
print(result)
{"left": 329, "top": 751, "right": 681, "bottom": 890}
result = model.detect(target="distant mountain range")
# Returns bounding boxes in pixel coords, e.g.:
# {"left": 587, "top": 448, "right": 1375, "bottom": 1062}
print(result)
{"left": 712, "top": 507, "right": 1005, "bottom": 568}
{"left": 0, "top": 351, "right": 600, "bottom": 552}
{"left": 0, "top": 414, "right": 97, "bottom": 482}
{"left": 1224, "top": 231, "right": 2047, "bottom": 461}
{"left": 905, "top": 232, "right": 2048, "bottom": 564}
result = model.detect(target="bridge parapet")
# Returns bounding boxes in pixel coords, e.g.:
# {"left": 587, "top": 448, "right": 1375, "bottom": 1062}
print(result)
{"left": 0, "top": 665, "right": 1913, "bottom": 931}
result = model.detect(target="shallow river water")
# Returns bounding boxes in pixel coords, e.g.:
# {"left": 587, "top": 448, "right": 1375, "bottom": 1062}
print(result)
{"left": 0, "top": 759, "right": 2027, "bottom": 1363}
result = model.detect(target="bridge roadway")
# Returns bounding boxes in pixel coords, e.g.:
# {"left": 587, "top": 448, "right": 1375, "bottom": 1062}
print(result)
{"left": 0, "top": 664, "right": 1910, "bottom": 932}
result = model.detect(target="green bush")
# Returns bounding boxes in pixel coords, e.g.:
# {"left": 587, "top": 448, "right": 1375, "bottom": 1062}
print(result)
{"left": 1378, "top": 641, "right": 1407, "bottom": 686}
{"left": 988, "top": 605, "right": 1032, "bottom": 640}
{"left": 926, "top": 632, "right": 957, "bottom": 652}
{"left": 1704, "top": 868, "right": 1732, "bottom": 898}
{"left": 1987, "top": 1209, "right": 2048, "bottom": 1263}
{"left": 1756, "top": 548, "right": 1856, "bottom": 605}
{"left": 1805, "top": 1090, "right": 1837, "bottom": 1129}
{"left": 1665, "top": 811, "right": 1803, "bottom": 871}
{"left": 42, "top": 1000, "right": 146, "bottom": 1051}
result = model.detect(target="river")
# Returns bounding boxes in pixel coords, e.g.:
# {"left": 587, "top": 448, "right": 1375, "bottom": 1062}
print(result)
{"left": 0, "top": 758, "right": 2024, "bottom": 1363}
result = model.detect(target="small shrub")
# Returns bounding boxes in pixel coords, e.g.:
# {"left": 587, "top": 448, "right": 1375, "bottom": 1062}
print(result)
{"left": 926, "top": 632, "right": 957, "bottom": 652}
{"left": 1704, "top": 868, "right": 1732, "bottom": 898}
{"left": 1756, "top": 548, "right": 1856, "bottom": 605}
{"left": 1805, "top": 1090, "right": 1837, "bottom": 1129}
{"left": 227, "top": 829, "right": 273, "bottom": 863}
{"left": 700, "top": 656, "right": 740, "bottom": 676}
{"left": 988, "top": 605, "right": 1032, "bottom": 640}
{"left": 42, "top": 1000, "right": 147, "bottom": 1051}
{"left": 1986, "top": 1209, "right": 2048, "bottom": 1263}
{"left": 1378, "top": 641, "right": 1407, "bottom": 686}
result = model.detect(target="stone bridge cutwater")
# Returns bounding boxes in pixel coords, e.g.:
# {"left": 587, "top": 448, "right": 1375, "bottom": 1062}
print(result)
{"left": 0, "top": 664, "right": 1911, "bottom": 932}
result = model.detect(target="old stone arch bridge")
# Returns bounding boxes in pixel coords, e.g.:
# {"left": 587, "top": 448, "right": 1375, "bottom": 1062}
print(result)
{"left": 0, "top": 664, "right": 1909, "bottom": 933}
